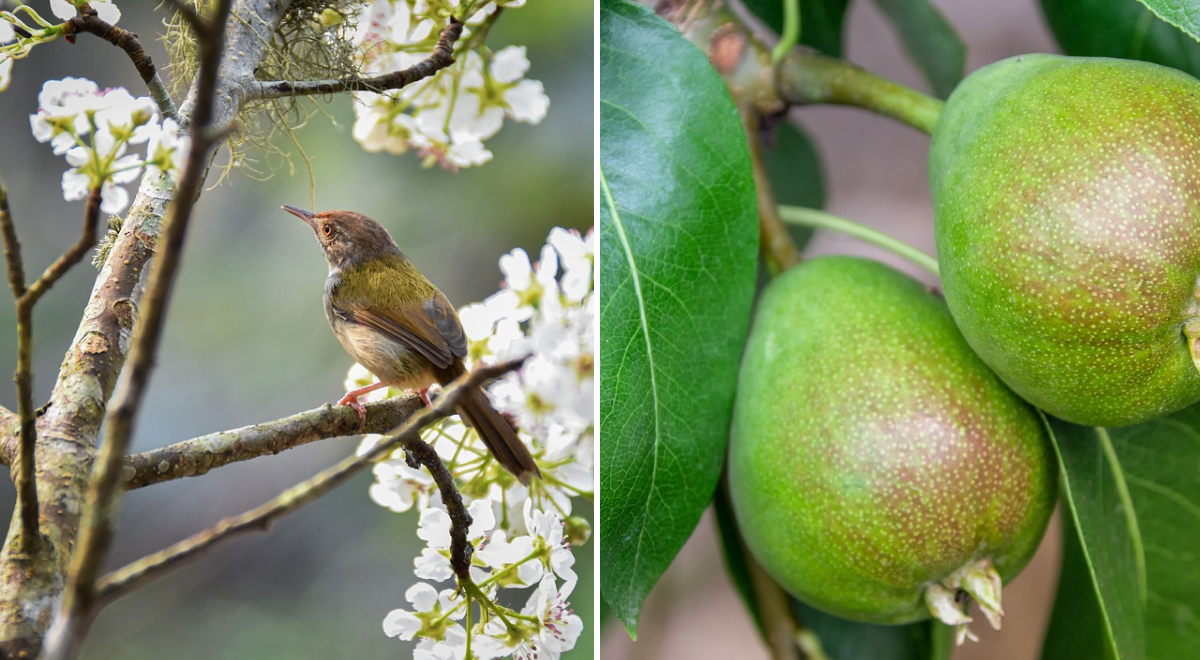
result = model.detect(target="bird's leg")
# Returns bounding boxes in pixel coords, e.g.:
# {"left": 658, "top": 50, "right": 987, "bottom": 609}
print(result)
{"left": 339, "top": 381, "right": 389, "bottom": 427}
{"left": 418, "top": 388, "right": 433, "bottom": 408}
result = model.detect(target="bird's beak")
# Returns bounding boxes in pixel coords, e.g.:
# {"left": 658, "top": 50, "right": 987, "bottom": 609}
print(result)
{"left": 281, "top": 205, "right": 317, "bottom": 229}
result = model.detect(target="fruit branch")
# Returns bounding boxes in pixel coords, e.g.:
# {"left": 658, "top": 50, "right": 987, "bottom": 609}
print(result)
{"left": 48, "top": 1, "right": 236, "bottom": 656}
{"left": 123, "top": 395, "right": 427, "bottom": 489}
{"left": 659, "top": 0, "right": 944, "bottom": 134}
{"left": 745, "top": 112, "right": 801, "bottom": 275}
{"left": 93, "top": 358, "right": 525, "bottom": 605}
{"left": 247, "top": 17, "right": 464, "bottom": 100}
{"left": 63, "top": 10, "right": 180, "bottom": 122}
{"left": 774, "top": 48, "right": 944, "bottom": 135}
{"left": 778, "top": 206, "right": 940, "bottom": 275}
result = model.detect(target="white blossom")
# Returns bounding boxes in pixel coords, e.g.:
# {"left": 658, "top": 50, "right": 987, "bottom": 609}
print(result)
{"left": 50, "top": 0, "right": 121, "bottom": 24}
{"left": 348, "top": 0, "right": 548, "bottom": 169}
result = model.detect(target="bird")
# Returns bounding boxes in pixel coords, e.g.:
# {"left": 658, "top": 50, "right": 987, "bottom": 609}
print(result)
{"left": 282, "top": 205, "right": 541, "bottom": 484}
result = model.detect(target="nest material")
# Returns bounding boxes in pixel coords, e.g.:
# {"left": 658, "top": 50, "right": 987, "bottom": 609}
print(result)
{"left": 163, "top": 0, "right": 364, "bottom": 181}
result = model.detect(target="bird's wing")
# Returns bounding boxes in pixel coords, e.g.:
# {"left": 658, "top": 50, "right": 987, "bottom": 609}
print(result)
{"left": 338, "top": 295, "right": 463, "bottom": 370}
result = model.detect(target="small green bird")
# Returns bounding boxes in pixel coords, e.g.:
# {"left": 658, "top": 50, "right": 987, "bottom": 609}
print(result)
{"left": 283, "top": 205, "right": 540, "bottom": 484}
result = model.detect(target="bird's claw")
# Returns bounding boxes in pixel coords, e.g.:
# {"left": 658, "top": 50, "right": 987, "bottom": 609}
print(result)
{"left": 338, "top": 393, "right": 368, "bottom": 430}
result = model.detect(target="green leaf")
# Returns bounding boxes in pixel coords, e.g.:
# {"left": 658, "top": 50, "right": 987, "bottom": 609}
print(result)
{"left": 792, "top": 601, "right": 935, "bottom": 660}
{"left": 1131, "top": 0, "right": 1200, "bottom": 44}
{"left": 742, "top": 0, "right": 851, "bottom": 57}
{"left": 762, "top": 121, "right": 825, "bottom": 251}
{"left": 1041, "top": 0, "right": 1200, "bottom": 77}
{"left": 1044, "top": 415, "right": 1146, "bottom": 660}
{"left": 599, "top": 0, "right": 759, "bottom": 636}
{"left": 871, "top": 0, "right": 966, "bottom": 99}
{"left": 1107, "top": 408, "right": 1200, "bottom": 657}
{"left": 1041, "top": 509, "right": 1113, "bottom": 660}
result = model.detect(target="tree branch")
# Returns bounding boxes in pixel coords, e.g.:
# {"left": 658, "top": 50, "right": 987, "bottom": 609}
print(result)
{"left": 248, "top": 17, "right": 464, "bottom": 100}
{"left": 47, "top": 1, "right": 236, "bottom": 656}
{"left": 11, "top": 186, "right": 103, "bottom": 555}
{"left": 124, "top": 395, "right": 426, "bottom": 489}
{"left": 64, "top": 12, "right": 180, "bottom": 123}
{"left": 0, "top": 1, "right": 293, "bottom": 655}
{"left": 95, "top": 359, "right": 524, "bottom": 605}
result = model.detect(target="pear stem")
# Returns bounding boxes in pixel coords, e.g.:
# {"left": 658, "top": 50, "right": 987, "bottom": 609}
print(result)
{"left": 778, "top": 206, "right": 940, "bottom": 275}
{"left": 775, "top": 48, "right": 945, "bottom": 135}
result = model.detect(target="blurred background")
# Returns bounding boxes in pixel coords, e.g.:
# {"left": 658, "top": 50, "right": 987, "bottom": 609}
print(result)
{"left": 602, "top": 1, "right": 1071, "bottom": 659}
{"left": 0, "top": 1, "right": 593, "bottom": 658}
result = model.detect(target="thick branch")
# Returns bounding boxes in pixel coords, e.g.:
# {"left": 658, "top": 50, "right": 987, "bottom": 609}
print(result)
{"left": 49, "top": 1, "right": 236, "bottom": 656}
{"left": 248, "top": 17, "right": 463, "bottom": 100}
{"left": 95, "top": 359, "right": 523, "bottom": 604}
{"left": 64, "top": 13, "right": 180, "bottom": 122}
{"left": 124, "top": 395, "right": 426, "bottom": 489}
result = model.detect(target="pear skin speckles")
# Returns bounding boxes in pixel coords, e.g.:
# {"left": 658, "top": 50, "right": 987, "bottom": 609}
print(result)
{"left": 932, "top": 54, "right": 1200, "bottom": 426}
{"left": 728, "top": 257, "right": 1057, "bottom": 626}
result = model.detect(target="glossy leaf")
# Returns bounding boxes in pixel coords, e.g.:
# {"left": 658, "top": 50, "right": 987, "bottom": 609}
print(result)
{"left": 1042, "top": 0, "right": 1200, "bottom": 77}
{"left": 872, "top": 0, "right": 966, "bottom": 99}
{"left": 742, "top": 0, "right": 851, "bottom": 57}
{"left": 1045, "top": 416, "right": 1145, "bottom": 660}
{"left": 1108, "top": 407, "right": 1200, "bottom": 657}
{"left": 792, "top": 601, "right": 935, "bottom": 660}
{"left": 1041, "top": 510, "right": 1113, "bottom": 660}
{"left": 1132, "top": 0, "right": 1200, "bottom": 43}
{"left": 599, "top": 0, "right": 759, "bottom": 636}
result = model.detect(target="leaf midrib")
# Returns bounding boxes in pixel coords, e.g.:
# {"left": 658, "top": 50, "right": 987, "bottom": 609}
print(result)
{"left": 599, "top": 163, "right": 663, "bottom": 604}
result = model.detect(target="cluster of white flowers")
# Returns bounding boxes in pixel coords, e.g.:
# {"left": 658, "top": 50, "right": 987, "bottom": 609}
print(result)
{"left": 28, "top": 78, "right": 189, "bottom": 213}
{"left": 349, "top": 227, "right": 594, "bottom": 659}
{"left": 348, "top": 0, "right": 549, "bottom": 169}
{"left": 0, "top": 1, "right": 123, "bottom": 92}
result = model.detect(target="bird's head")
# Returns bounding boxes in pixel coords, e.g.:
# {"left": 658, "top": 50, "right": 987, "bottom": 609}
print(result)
{"left": 282, "top": 206, "right": 402, "bottom": 271}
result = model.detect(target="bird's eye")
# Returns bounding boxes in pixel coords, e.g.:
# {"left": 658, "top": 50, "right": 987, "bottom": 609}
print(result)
{"left": 322, "top": 223, "right": 333, "bottom": 236}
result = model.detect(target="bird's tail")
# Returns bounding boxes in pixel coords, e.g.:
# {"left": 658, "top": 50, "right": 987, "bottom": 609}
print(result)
{"left": 456, "top": 385, "right": 541, "bottom": 485}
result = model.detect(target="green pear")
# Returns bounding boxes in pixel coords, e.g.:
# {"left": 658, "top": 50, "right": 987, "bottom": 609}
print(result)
{"left": 729, "top": 257, "right": 1056, "bottom": 638}
{"left": 931, "top": 53, "right": 1200, "bottom": 427}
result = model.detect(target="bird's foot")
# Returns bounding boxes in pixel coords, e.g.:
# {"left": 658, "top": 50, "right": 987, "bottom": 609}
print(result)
{"left": 418, "top": 388, "right": 433, "bottom": 408}
{"left": 338, "top": 381, "right": 387, "bottom": 430}
{"left": 337, "top": 392, "right": 368, "bottom": 429}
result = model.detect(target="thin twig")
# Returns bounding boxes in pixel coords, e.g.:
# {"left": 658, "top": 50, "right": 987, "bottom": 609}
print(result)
{"left": 64, "top": 13, "right": 180, "bottom": 122}
{"left": 0, "top": 176, "right": 25, "bottom": 297}
{"left": 248, "top": 17, "right": 463, "bottom": 100}
{"left": 743, "top": 112, "right": 800, "bottom": 275}
{"left": 49, "top": 2, "right": 235, "bottom": 656}
{"left": 95, "top": 359, "right": 524, "bottom": 604}
{"left": 124, "top": 395, "right": 426, "bottom": 489}
{"left": 10, "top": 187, "right": 103, "bottom": 553}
